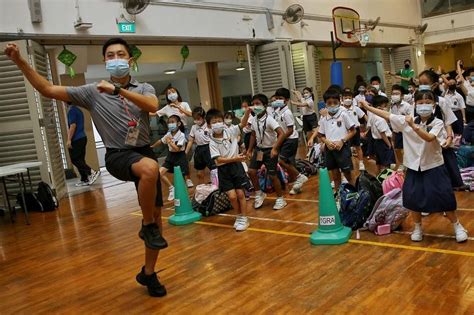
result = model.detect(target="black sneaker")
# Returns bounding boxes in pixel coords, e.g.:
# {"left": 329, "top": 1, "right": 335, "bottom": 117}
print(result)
{"left": 136, "top": 266, "right": 167, "bottom": 297}
{"left": 139, "top": 223, "right": 168, "bottom": 250}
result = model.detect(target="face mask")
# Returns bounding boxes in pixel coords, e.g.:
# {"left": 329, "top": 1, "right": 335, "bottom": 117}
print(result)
{"left": 327, "top": 105, "right": 340, "bottom": 115}
{"left": 404, "top": 64, "right": 410, "bottom": 69}
{"left": 252, "top": 105, "right": 266, "bottom": 115}
{"left": 271, "top": 100, "right": 285, "bottom": 108}
{"left": 418, "top": 84, "right": 431, "bottom": 91}
{"left": 303, "top": 93, "right": 311, "bottom": 99}
{"left": 194, "top": 119, "right": 204, "bottom": 126}
{"left": 168, "top": 92, "right": 178, "bottom": 102}
{"left": 343, "top": 99, "right": 352, "bottom": 106}
{"left": 224, "top": 119, "right": 233, "bottom": 126}
{"left": 372, "top": 84, "right": 380, "bottom": 91}
{"left": 105, "top": 59, "right": 130, "bottom": 78}
{"left": 168, "top": 123, "right": 177, "bottom": 131}
{"left": 358, "top": 87, "right": 366, "bottom": 94}
{"left": 365, "top": 95, "right": 373, "bottom": 104}
{"left": 416, "top": 104, "right": 433, "bottom": 118}
{"left": 211, "top": 122, "right": 225, "bottom": 134}
{"left": 403, "top": 94, "right": 412, "bottom": 103}
{"left": 391, "top": 95, "right": 401, "bottom": 103}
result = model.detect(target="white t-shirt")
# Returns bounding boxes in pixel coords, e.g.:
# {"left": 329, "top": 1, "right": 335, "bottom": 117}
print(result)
{"left": 156, "top": 102, "right": 192, "bottom": 127}
{"left": 370, "top": 115, "right": 392, "bottom": 139}
{"left": 189, "top": 123, "right": 211, "bottom": 145}
{"left": 162, "top": 130, "right": 186, "bottom": 152}
{"left": 249, "top": 114, "right": 281, "bottom": 149}
{"left": 389, "top": 114, "right": 446, "bottom": 171}
{"left": 270, "top": 106, "right": 299, "bottom": 139}
{"left": 318, "top": 108, "right": 355, "bottom": 141}
{"left": 342, "top": 105, "right": 365, "bottom": 128}
{"left": 437, "top": 96, "right": 458, "bottom": 126}
{"left": 209, "top": 125, "right": 240, "bottom": 160}
{"left": 300, "top": 97, "right": 315, "bottom": 116}
{"left": 444, "top": 91, "right": 466, "bottom": 111}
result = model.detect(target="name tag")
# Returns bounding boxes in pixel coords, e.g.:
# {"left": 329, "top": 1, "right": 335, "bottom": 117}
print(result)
{"left": 125, "top": 126, "right": 139, "bottom": 146}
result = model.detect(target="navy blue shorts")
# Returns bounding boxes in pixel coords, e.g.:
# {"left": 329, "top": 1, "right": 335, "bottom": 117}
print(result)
{"left": 193, "top": 144, "right": 216, "bottom": 171}
{"left": 373, "top": 139, "right": 395, "bottom": 167}
{"left": 393, "top": 132, "right": 403, "bottom": 149}
{"left": 218, "top": 162, "right": 251, "bottom": 192}
{"left": 350, "top": 127, "right": 361, "bottom": 147}
{"left": 324, "top": 143, "right": 353, "bottom": 172}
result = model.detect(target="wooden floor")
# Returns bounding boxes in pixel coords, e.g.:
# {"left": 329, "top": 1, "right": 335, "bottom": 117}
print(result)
{"left": 1, "top": 161, "right": 474, "bottom": 314}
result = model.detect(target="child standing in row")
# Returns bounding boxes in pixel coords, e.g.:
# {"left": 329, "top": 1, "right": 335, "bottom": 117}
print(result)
{"left": 390, "top": 84, "right": 413, "bottom": 171}
{"left": 360, "top": 90, "right": 468, "bottom": 243}
{"left": 290, "top": 87, "right": 318, "bottom": 141}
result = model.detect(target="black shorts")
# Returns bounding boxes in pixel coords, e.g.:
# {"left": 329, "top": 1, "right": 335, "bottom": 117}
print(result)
{"left": 303, "top": 113, "right": 318, "bottom": 132}
{"left": 350, "top": 127, "right": 361, "bottom": 147}
{"left": 393, "top": 132, "right": 403, "bottom": 149}
{"left": 105, "top": 146, "right": 163, "bottom": 207}
{"left": 163, "top": 151, "right": 189, "bottom": 175}
{"left": 324, "top": 143, "right": 353, "bottom": 172}
{"left": 279, "top": 138, "right": 298, "bottom": 165}
{"left": 243, "top": 132, "right": 252, "bottom": 150}
{"left": 373, "top": 139, "right": 395, "bottom": 167}
{"left": 218, "top": 162, "right": 251, "bottom": 192}
{"left": 249, "top": 148, "right": 278, "bottom": 175}
{"left": 193, "top": 144, "right": 216, "bottom": 171}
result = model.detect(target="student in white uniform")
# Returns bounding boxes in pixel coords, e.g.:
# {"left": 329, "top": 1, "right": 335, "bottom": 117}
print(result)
{"left": 342, "top": 88, "right": 366, "bottom": 171}
{"left": 457, "top": 62, "right": 474, "bottom": 123}
{"left": 290, "top": 87, "right": 318, "bottom": 140}
{"left": 246, "top": 94, "right": 287, "bottom": 210}
{"left": 156, "top": 87, "right": 192, "bottom": 138}
{"left": 318, "top": 89, "right": 356, "bottom": 190}
{"left": 354, "top": 83, "right": 367, "bottom": 106}
{"left": 370, "top": 95, "right": 396, "bottom": 173}
{"left": 151, "top": 115, "right": 189, "bottom": 201}
{"left": 390, "top": 84, "right": 413, "bottom": 170}
{"left": 370, "top": 76, "right": 387, "bottom": 97}
{"left": 185, "top": 107, "right": 215, "bottom": 185}
{"left": 443, "top": 78, "right": 466, "bottom": 135}
{"left": 360, "top": 90, "right": 468, "bottom": 243}
{"left": 208, "top": 109, "right": 252, "bottom": 231}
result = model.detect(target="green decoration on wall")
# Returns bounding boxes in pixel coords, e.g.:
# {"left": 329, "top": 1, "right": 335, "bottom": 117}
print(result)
{"left": 180, "top": 45, "right": 189, "bottom": 69}
{"left": 57, "top": 46, "right": 77, "bottom": 78}
{"left": 130, "top": 45, "right": 142, "bottom": 72}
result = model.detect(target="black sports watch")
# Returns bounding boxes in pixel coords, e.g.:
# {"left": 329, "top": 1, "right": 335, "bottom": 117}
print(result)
{"left": 112, "top": 83, "right": 122, "bottom": 95}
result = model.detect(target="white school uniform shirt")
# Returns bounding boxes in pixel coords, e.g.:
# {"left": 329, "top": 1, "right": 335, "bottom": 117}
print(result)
{"left": 354, "top": 94, "right": 366, "bottom": 106}
{"left": 300, "top": 97, "right": 315, "bottom": 116}
{"left": 189, "top": 123, "right": 211, "bottom": 145}
{"left": 370, "top": 115, "right": 393, "bottom": 139}
{"left": 444, "top": 91, "right": 466, "bottom": 111}
{"left": 389, "top": 114, "right": 446, "bottom": 171}
{"left": 271, "top": 106, "right": 299, "bottom": 139}
{"left": 390, "top": 100, "right": 413, "bottom": 116}
{"left": 462, "top": 80, "right": 474, "bottom": 106}
{"left": 342, "top": 105, "right": 365, "bottom": 128}
{"left": 209, "top": 125, "right": 240, "bottom": 160}
{"left": 156, "top": 102, "right": 192, "bottom": 127}
{"left": 437, "top": 96, "right": 458, "bottom": 127}
{"left": 249, "top": 113, "right": 281, "bottom": 149}
{"left": 318, "top": 108, "right": 355, "bottom": 141}
{"left": 378, "top": 90, "right": 387, "bottom": 97}
{"left": 163, "top": 130, "right": 186, "bottom": 152}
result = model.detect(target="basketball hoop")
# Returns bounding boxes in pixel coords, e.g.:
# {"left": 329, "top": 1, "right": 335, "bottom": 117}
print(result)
{"left": 349, "top": 28, "right": 370, "bottom": 47}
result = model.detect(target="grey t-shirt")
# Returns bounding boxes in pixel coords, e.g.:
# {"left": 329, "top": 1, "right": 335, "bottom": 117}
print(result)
{"left": 66, "top": 79, "right": 155, "bottom": 149}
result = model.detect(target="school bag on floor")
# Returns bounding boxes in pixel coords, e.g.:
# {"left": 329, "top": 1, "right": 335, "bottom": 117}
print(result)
{"left": 456, "top": 145, "right": 474, "bottom": 168}
{"left": 307, "top": 143, "right": 324, "bottom": 169}
{"left": 193, "top": 184, "right": 218, "bottom": 204}
{"left": 364, "top": 188, "right": 409, "bottom": 233}
{"left": 338, "top": 183, "right": 372, "bottom": 230}
{"left": 355, "top": 171, "right": 383, "bottom": 210}
{"left": 295, "top": 159, "right": 317, "bottom": 177}
{"left": 192, "top": 190, "right": 232, "bottom": 217}
{"left": 258, "top": 164, "right": 288, "bottom": 193}
{"left": 36, "top": 182, "right": 58, "bottom": 211}
{"left": 16, "top": 192, "right": 43, "bottom": 212}
{"left": 376, "top": 168, "right": 394, "bottom": 183}
{"left": 382, "top": 171, "right": 405, "bottom": 194}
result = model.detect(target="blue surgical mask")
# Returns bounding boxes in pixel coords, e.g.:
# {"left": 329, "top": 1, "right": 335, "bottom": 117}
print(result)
{"left": 416, "top": 104, "right": 433, "bottom": 118}
{"left": 272, "top": 100, "right": 285, "bottom": 108}
{"left": 327, "top": 105, "right": 340, "bottom": 115}
{"left": 252, "top": 105, "right": 266, "bottom": 115}
{"left": 418, "top": 84, "right": 431, "bottom": 91}
{"left": 211, "top": 122, "right": 225, "bottom": 134}
{"left": 105, "top": 59, "right": 130, "bottom": 78}
{"left": 167, "top": 123, "right": 177, "bottom": 131}
{"left": 168, "top": 92, "right": 178, "bottom": 102}
{"left": 365, "top": 95, "right": 373, "bottom": 104}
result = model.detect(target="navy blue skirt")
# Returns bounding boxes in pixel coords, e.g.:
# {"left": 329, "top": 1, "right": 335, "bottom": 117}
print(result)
{"left": 394, "top": 132, "right": 403, "bottom": 149}
{"left": 442, "top": 148, "right": 464, "bottom": 188}
{"left": 403, "top": 165, "right": 457, "bottom": 212}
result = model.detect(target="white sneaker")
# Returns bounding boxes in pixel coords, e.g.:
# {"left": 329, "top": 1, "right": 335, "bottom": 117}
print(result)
{"left": 186, "top": 179, "right": 194, "bottom": 188}
{"left": 295, "top": 174, "right": 308, "bottom": 185}
{"left": 235, "top": 216, "right": 249, "bottom": 231}
{"left": 168, "top": 186, "right": 175, "bottom": 201}
{"left": 254, "top": 192, "right": 266, "bottom": 209}
{"left": 74, "top": 181, "right": 89, "bottom": 187}
{"left": 273, "top": 197, "right": 287, "bottom": 210}
{"left": 421, "top": 212, "right": 430, "bottom": 216}
{"left": 453, "top": 222, "right": 468, "bottom": 243}
{"left": 233, "top": 215, "right": 241, "bottom": 228}
{"left": 88, "top": 170, "right": 101, "bottom": 185}
{"left": 359, "top": 161, "right": 365, "bottom": 170}
{"left": 411, "top": 224, "right": 423, "bottom": 242}
{"left": 289, "top": 183, "right": 302, "bottom": 195}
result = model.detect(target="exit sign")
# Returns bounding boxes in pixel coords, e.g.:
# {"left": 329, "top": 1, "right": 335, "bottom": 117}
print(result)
{"left": 118, "top": 22, "right": 136, "bottom": 33}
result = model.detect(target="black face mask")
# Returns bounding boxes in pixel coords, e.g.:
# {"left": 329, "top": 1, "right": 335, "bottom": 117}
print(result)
{"left": 404, "top": 64, "right": 410, "bottom": 69}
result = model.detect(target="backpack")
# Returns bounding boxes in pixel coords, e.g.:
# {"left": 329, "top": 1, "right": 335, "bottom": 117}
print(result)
{"left": 355, "top": 171, "right": 383, "bottom": 209}
{"left": 338, "top": 183, "right": 372, "bottom": 230}
{"left": 376, "top": 168, "right": 394, "bottom": 183}
{"left": 364, "top": 188, "right": 409, "bottom": 232}
{"left": 258, "top": 164, "right": 288, "bottom": 193}
{"left": 193, "top": 184, "right": 218, "bottom": 204}
{"left": 382, "top": 171, "right": 405, "bottom": 195}
{"left": 295, "top": 159, "right": 317, "bottom": 177}
{"left": 457, "top": 145, "right": 474, "bottom": 168}
{"left": 16, "top": 192, "right": 43, "bottom": 212}
{"left": 192, "top": 190, "right": 232, "bottom": 217}
{"left": 36, "top": 182, "right": 58, "bottom": 212}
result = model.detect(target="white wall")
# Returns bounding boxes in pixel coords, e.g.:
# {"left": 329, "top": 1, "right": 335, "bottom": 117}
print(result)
{"left": 220, "top": 71, "right": 252, "bottom": 97}
{"left": 422, "top": 9, "right": 474, "bottom": 45}
{"left": 0, "top": 0, "right": 420, "bottom": 45}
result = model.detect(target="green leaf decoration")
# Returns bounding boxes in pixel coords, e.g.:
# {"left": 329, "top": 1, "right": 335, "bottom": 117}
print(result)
{"left": 180, "top": 45, "right": 189, "bottom": 69}
{"left": 130, "top": 45, "right": 142, "bottom": 72}
{"left": 57, "top": 46, "right": 77, "bottom": 78}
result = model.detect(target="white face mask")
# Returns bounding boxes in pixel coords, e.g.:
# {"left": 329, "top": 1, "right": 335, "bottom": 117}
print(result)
{"left": 211, "top": 122, "right": 225, "bottom": 134}
{"left": 343, "top": 99, "right": 353, "bottom": 106}
{"left": 224, "top": 119, "right": 233, "bottom": 126}
{"left": 391, "top": 95, "right": 401, "bottom": 103}
{"left": 372, "top": 84, "right": 380, "bottom": 91}
{"left": 168, "top": 92, "right": 178, "bottom": 102}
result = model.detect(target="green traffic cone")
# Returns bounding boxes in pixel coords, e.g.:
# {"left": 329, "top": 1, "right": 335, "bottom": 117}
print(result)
{"left": 168, "top": 166, "right": 201, "bottom": 226}
{"left": 310, "top": 168, "right": 352, "bottom": 245}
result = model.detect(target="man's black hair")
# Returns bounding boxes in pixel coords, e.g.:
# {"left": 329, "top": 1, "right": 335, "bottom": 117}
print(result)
{"left": 102, "top": 37, "right": 132, "bottom": 57}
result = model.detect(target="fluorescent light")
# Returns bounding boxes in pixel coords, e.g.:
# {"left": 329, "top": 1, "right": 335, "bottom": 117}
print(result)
{"left": 236, "top": 66, "right": 246, "bottom": 71}
{"left": 164, "top": 69, "right": 176, "bottom": 74}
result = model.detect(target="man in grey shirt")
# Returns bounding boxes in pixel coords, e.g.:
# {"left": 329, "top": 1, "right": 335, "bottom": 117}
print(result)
{"left": 4, "top": 38, "right": 167, "bottom": 297}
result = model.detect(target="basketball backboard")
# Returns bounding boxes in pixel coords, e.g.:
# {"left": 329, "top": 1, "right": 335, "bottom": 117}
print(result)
{"left": 332, "top": 7, "right": 361, "bottom": 46}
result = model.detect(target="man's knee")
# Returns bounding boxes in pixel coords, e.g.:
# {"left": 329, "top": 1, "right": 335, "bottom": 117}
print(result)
{"left": 133, "top": 158, "right": 159, "bottom": 181}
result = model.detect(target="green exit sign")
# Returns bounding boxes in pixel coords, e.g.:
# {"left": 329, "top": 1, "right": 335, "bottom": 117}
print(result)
{"left": 118, "top": 22, "right": 136, "bottom": 33}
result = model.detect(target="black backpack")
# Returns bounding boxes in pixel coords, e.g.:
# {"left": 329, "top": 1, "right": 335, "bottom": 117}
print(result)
{"left": 36, "top": 182, "right": 58, "bottom": 211}
{"left": 356, "top": 171, "right": 383, "bottom": 210}
{"left": 16, "top": 192, "right": 43, "bottom": 212}
{"left": 338, "top": 183, "right": 372, "bottom": 230}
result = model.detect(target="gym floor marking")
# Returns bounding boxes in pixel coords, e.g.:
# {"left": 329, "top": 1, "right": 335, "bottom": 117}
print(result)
{"left": 129, "top": 212, "right": 474, "bottom": 258}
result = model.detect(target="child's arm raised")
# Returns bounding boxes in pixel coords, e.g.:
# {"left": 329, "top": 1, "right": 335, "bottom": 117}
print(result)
{"left": 150, "top": 137, "right": 165, "bottom": 148}
{"left": 359, "top": 100, "right": 390, "bottom": 121}
{"left": 405, "top": 115, "right": 437, "bottom": 142}
{"left": 239, "top": 108, "right": 252, "bottom": 129}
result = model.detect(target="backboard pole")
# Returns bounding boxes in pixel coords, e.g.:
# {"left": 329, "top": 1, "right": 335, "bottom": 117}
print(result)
{"left": 330, "top": 31, "right": 341, "bottom": 62}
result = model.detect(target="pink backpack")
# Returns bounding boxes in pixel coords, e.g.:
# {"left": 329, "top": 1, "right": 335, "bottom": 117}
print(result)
{"left": 364, "top": 188, "right": 409, "bottom": 233}
{"left": 382, "top": 171, "right": 404, "bottom": 194}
